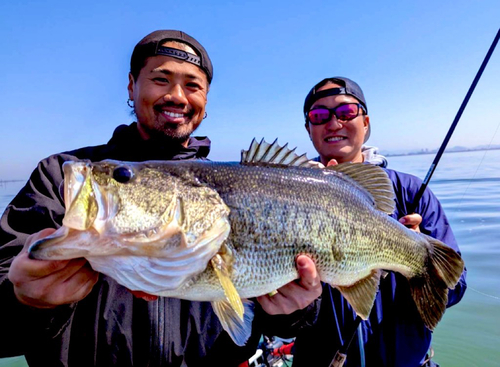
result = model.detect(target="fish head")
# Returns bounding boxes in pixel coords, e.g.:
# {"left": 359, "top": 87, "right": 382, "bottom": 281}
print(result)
{"left": 29, "top": 160, "right": 231, "bottom": 266}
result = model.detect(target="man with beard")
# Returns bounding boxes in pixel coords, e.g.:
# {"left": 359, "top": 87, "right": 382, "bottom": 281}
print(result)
{"left": 0, "top": 30, "right": 322, "bottom": 367}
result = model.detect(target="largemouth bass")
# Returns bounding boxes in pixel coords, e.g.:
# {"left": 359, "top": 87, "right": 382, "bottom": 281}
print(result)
{"left": 29, "top": 139, "right": 464, "bottom": 346}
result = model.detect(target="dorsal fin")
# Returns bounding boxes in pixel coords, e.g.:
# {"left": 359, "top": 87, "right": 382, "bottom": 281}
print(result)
{"left": 327, "top": 163, "right": 395, "bottom": 214}
{"left": 240, "top": 138, "right": 316, "bottom": 168}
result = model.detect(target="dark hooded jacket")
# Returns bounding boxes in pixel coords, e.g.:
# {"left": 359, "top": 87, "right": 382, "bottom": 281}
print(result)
{"left": 0, "top": 123, "right": 319, "bottom": 367}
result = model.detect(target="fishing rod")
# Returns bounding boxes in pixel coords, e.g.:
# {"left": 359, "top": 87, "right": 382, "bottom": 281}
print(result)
{"left": 408, "top": 28, "right": 500, "bottom": 213}
{"left": 329, "top": 27, "right": 500, "bottom": 367}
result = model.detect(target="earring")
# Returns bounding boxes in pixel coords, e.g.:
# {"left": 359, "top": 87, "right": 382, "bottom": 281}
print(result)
{"left": 203, "top": 112, "right": 208, "bottom": 119}
{"left": 127, "top": 99, "right": 134, "bottom": 108}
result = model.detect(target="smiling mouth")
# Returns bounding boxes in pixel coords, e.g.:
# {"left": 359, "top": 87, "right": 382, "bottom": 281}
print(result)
{"left": 325, "top": 136, "right": 346, "bottom": 142}
{"left": 162, "top": 111, "right": 186, "bottom": 119}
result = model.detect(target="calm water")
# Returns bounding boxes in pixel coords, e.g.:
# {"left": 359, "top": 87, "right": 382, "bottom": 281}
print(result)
{"left": 1, "top": 150, "right": 499, "bottom": 366}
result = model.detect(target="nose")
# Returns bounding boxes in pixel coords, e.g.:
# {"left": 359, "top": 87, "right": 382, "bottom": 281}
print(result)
{"left": 164, "top": 83, "right": 188, "bottom": 105}
{"left": 324, "top": 115, "right": 343, "bottom": 130}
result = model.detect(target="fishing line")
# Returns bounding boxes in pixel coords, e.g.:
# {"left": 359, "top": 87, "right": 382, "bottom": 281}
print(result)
{"left": 455, "top": 119, "right": 500, "bottom": 209}
{"left": 466, "top": 286, "right": 500, "bottom": 301}
{"left": 328, "top": 28, "right": 500, "bottom": 367}
{"left": 407, "top": 28, "right": 500, "bottom": 214}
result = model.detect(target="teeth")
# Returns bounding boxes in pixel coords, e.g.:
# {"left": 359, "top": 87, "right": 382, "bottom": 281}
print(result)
{"left": 326, "top": 137, "right": 344, "bottom": 142}
{"left": 163, "top": 111, "right": 185, "bottom": 118}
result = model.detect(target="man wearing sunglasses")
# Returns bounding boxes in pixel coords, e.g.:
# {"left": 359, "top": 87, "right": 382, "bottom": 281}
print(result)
{"left": 288, "top": 77, "right": 467, "bottom": 367}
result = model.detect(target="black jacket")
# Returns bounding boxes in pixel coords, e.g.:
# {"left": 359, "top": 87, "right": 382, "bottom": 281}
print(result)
{"left": 0, "top": 123, "right": 319, "bottom": 367}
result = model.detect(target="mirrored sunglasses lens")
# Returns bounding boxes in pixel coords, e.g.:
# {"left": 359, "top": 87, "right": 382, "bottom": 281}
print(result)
{"left": 336, "top": 104, "right": 358, "bottom": 120}
{"left": 309, "top": 109, "right": 330, "bottom": 124}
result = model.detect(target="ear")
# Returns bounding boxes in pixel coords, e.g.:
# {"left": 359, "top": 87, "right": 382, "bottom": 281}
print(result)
{"left": 363, "top": 115, "right": 370, "bottom": 135}
{"left": 305, "top": 122, "right": 311, "bottom": 138}
{"left": 127, "top": 73, "right": 135, "bottom": 100}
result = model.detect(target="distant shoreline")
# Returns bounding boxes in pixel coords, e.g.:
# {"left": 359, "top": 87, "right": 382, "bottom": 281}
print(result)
{"left": 384, "top": 147, "right": 500, "bottom": 157}
{"left": 0, "top": 179, "right": 24, "bottom": 184}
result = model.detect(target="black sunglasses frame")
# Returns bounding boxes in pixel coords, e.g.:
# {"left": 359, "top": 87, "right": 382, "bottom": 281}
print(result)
{"left": 307, "top": 103, "right": 366, "bottom": 125}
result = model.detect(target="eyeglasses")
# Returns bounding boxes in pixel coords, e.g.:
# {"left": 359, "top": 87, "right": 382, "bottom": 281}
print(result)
{"left": 307, "top": 103, "right": 366, "bottom": 125}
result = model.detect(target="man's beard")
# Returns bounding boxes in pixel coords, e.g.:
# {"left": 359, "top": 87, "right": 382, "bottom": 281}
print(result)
{"left": 146, "top": 120, "right": 196, "bottom": 144}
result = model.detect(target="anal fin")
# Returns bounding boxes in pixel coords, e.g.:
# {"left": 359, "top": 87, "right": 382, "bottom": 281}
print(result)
{"left": 337, "top": 270, "right": 381, "bottom": 319}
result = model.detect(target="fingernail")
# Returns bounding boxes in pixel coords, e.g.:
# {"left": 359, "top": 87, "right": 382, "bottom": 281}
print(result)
{"left": 399, "top": 218, "right": 407, "bottom": 224}
{"left": 297, "top": 257, "right": 307, "bottom": 268}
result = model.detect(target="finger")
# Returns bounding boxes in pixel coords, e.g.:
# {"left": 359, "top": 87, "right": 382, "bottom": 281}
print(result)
{"left": 257, "top": 291, "right": 296, "bottom": 315}
{"left": 327, "top": 159, "right": 339, "bottom": 167}
{"left": 17, "top": 228, "right": 57, "bottom": 255}
{"left": 50, "top": 264, "right": 99, "bottom": 305}
{"left": 399, "top": 214, "right": 422, "bottom": 232}
{"left": 65, "top": 274, "right": 99, "bottom": 304}
{"left": 52, "top": 258, "right": 94, "bottom": 283}
{"left": 31, "top": 257, "right": 86, "bottom": 280}
{"left": 9, "top": 253, "right": 72, "bottom": 283}
{"left": 295, "top": 255, "right": 320, "bottom": 290}
{"left": 399, "top": 213, "right": 422, "bottom": 225}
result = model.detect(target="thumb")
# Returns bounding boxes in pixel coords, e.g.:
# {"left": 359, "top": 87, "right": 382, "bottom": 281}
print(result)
{"left": 327, "top": 159, "right": 339, "bottom": 167}
{"left": 296, "top": 255, "right": 319, "bottom": 289}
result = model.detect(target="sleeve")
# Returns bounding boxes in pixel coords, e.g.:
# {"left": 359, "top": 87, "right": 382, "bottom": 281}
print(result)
{"left": 255, "top": 295, "right": 322, "bottom": 338}
{"left": 392, "top": 171, "right": 467, "bottom": 307}
{"left": 0, "top": 154, "right": 75, "bottom": 357}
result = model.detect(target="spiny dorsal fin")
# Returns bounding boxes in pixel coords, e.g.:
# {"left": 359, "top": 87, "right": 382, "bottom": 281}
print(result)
{"left": 241, "top": 138, "right": 315, "bottom": 168}
{"left": 326, "top": 163, "right": 395, "bottom": 214}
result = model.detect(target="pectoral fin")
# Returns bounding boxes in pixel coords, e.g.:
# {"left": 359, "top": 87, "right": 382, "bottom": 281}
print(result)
{"left": 337, "top": 270, "right": 381, "bottom": 319}
{"left": 212, "top": 300, "right": 255, "bottom": 346}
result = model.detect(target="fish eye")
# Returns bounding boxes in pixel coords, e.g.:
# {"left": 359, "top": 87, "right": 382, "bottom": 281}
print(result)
{"left": 113, "top": 166, "right": 134, "bottom": 183}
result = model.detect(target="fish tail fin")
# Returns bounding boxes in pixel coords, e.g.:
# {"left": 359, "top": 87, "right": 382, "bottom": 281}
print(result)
{"left": 410, "top": 235, "right": 464, "bottom": 330}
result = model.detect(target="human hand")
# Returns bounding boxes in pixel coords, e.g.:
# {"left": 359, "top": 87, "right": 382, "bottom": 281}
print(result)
{"left": 8, "top": 228, "right": 99, "bottom": 308}
{"left": 399, "top": 213, "right": 422, "bottom": 232}
{"left": 257, "top": 255, "right": 322, "bottom": 315}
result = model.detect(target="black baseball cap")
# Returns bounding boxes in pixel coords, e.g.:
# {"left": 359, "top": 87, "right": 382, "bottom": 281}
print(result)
{"left": 130, "top": 30, "right": 213, "bottom": 84}
{"left": 303, "top": 77, "right": 370, "bottom": 142}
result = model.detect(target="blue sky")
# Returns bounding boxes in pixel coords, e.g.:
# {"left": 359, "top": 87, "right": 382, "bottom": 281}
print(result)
{"left": 0, "top": 0, "right": 499, "bottom": 179}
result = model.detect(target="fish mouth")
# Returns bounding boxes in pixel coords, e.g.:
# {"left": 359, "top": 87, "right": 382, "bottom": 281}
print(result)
{"left": 61, "top": 161, "right": 114, "bottom": 234}
{"left": 28, "top": 226, "right": 100, "bottom": 260}
{"left": 61, "top": 162, "right": 99, "bottom": 231}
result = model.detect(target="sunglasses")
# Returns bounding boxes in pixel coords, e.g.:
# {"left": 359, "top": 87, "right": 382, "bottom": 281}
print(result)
{"left": 307, "top": 103, "right": 366, "bottom": 125}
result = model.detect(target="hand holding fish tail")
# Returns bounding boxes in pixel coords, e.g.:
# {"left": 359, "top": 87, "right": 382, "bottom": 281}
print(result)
{"left": 8, "top": 228, "right": 99, "bottom": 308}
{"left": 256, "top": 255, "right": 321, "bottom": 315}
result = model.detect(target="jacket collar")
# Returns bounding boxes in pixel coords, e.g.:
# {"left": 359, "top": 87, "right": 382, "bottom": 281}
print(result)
{"left": 107, "top": 122, "right": 211, "bottom": 161}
